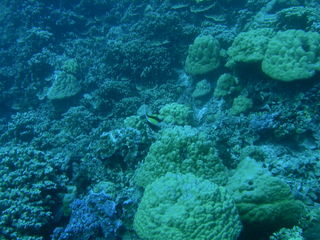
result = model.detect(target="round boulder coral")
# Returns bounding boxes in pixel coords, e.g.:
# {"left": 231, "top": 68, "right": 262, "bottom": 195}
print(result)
{"left": 262, "top": 29, "right": 320, "bottom": 81}
{"left": 227, "top": 157, "right": 306, "bottom": 234}
{"left": 226, "top": 28, "right": 274, "bottom": 67}
{"left": 133, "top": 172, "right": 242, "bottom": 240}
{"left": 185, "top": 35, "right": 221, "bottom": 75}
{"left": 134, "top": 126, "right": 228, "bottom": 187}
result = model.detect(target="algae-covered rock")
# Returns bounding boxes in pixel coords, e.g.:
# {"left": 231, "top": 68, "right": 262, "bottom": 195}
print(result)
{"left": 134, "top": 172, "right": 242, "bottom": 240}
{"left": 262, "top": 30, "right": 320, "bottom": 81}
{"left": 227, "top": 157, "right": 306, "bottom": 233}
{"left": 185, "top": 35, "right": 221, "bottom": 75}
{"left": 134, "top": 126, "right": 228, "bottom": 187}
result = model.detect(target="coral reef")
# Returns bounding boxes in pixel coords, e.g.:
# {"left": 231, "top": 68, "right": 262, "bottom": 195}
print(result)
{"left": 192, "top": 79, "right": 212, "bottom": 99}
{"left": 158, "top": 103, "right": 194, "bottom": 126}
{"left": 270, "top": 226, "right": 304, "bottom": 240}
{"left": 226, "top": 28, "right": 275, "bottom": 67}
{"left": 0, "top": 0, "right": 320, "bottom": 239}
{"left": 47, "top": 71, "right": 81, "bottom": 100}
{"left": 230, "top": 95, "right": 253, "bottom": 115}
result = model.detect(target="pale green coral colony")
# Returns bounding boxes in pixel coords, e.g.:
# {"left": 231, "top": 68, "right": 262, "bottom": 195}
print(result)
{"left": 262, "top": 30, "right": 320, "bottom": 81}
{"left": 134, "top": 125, "right": 228, "bottom": 187}
{"left": 185, "top": 35, "right": 221, "bottom": 75}
{"left": 134, "top": 173, "right": 242, "bottom": 240}
{"left": 227, "top": 28, "right": 320, "bottom": 81}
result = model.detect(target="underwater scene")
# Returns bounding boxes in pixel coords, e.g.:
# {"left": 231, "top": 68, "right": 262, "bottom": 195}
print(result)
{"left": 1, "top": 0, "right": 320, "bottom": 239}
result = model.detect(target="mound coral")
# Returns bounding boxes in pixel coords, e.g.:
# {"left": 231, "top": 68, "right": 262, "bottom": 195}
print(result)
{"left": 158, "top": 103, "right": 193, "bottom": 126}
{"left": 185, "top": 35, "right": 221, "bottom": 75}
{"left": 133, "top": 172, "right": 242, "bottom": 240}
{"left": 230, "top": 95, "right": 253, "bottom": 115}
{"left": 262, "top": 29, "right": 320, "bottom": 81}
{"left": 47, "top": 71, "right": 81, "bottom": 100}
{"left": 47, "top": 57, "right": 81, "bottom": 100}
{"left": 227, "top": 157, "right": 306, "bottom": 234}
{"left": 227, "top": 28, "right": 320, "bottom": 81}
{"left": 214, "top": 73, "right": 239, "bottom": 98}
{"left": 226, "top": 28, "right": 275, "bottom": 67}
{"left": 192, "top": 79, "right": 211, "bottom": 99}
{"left": 134, "top": 126, "right": 227, "bottom": 187}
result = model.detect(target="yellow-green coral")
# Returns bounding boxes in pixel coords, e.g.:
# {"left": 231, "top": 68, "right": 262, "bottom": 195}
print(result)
{"left": 227, "top": 157, "right": 306, "bottom": 231}
{"left": 230, "top": 95, "right": 253, "bottom": 115}
{"left": 134, "top": 126, "right": 228, "bottom": 187}
{"left": 227, "top": 28, "right": 320, "bottom": 81}
{"left": 185, "top": 35, "right": 221, "bottom": 75}
{"left": 192, "top": 79, "right": 211, "bottom": 98}
{"left": 159, "top": 103, "right": 193, "bottom": 126}
{"left": 262, "top": 29, "right": 320, "bottom": 81}
{"left": 226, "top": 28, "right": 275, "bottom": 67}
{"left": 214, "top": 73, "right": 239, "bottom": 97}
{"left": 134, "top": 172, "right": 242, "bottom": 240}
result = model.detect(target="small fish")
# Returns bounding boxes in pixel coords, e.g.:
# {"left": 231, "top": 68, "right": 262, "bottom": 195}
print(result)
{"left": 145, "top": 113, "right": 161, "bottom": 129}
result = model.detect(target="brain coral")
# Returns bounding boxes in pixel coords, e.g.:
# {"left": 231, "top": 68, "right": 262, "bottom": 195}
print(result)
{"left": 185, "top": 35, "right": 221, "bottom": 75}
{"left": 133, "top": 172, "right": 242, "bottom": 240}
{"left": 134, "top": 126, "right": 228, "bottom": 187}
{"left": 262, "top": 29, "right": 320, "bottom": 81}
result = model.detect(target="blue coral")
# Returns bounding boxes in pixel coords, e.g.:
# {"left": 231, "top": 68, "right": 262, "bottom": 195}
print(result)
{"left": 52, "top": 191, "right": 121, "bottom": 240}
